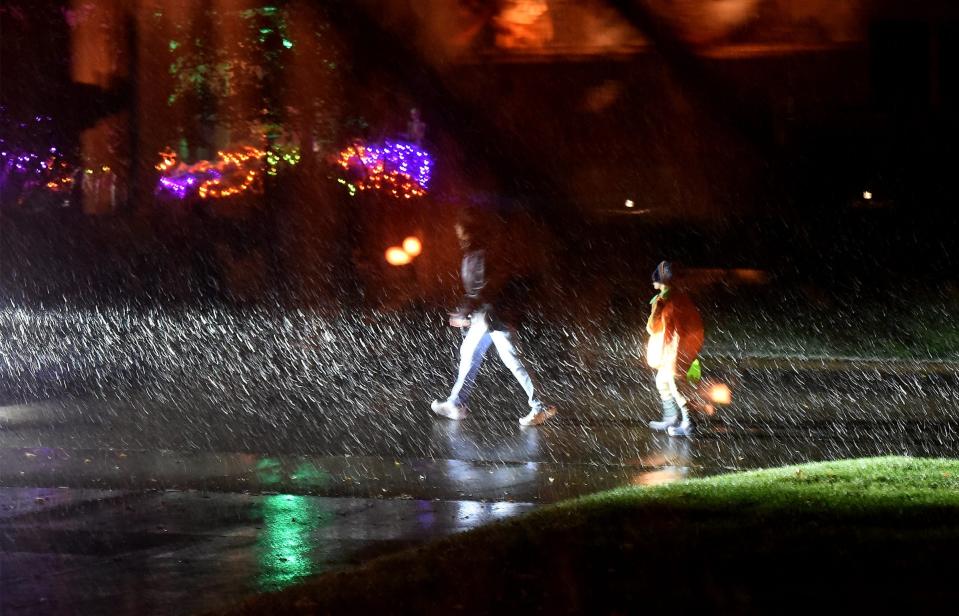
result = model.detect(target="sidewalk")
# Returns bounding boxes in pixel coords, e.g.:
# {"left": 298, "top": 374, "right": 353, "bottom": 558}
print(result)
{"left": 704, "top": 351, "right": 959, "bottom": 374}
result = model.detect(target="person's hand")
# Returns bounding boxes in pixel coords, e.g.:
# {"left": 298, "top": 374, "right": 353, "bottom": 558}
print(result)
{"left": 449, "top": 315, "right": 471, "bottom": 328}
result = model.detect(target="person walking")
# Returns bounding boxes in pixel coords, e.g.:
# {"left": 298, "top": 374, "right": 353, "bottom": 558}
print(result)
{"left": 646, "top": 261, "right": 704, "bottom": 437}
{"left": 431, "top": 211, "right": 556, "bottom": 427}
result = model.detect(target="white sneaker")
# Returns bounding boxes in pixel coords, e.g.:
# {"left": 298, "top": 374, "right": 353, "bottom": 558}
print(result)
{"left": 431, "top": 399, "right": 468, "bottom": 420}
{"left": 519, "top": 405, "right": 557, "bottom": 427}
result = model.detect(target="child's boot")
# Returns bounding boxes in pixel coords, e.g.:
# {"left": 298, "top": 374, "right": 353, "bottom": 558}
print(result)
{"left": 667, "top": 404, "right": 696, "bottom": 437}
{"left": 649, "top": 398, "right": 681, "bottom": 432}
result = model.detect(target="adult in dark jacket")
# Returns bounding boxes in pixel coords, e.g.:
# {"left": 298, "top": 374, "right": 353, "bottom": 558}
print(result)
{"left": 431, "top": 213, "right": 556, "bottom": 427}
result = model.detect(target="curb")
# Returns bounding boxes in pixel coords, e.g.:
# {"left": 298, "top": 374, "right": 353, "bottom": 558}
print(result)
{"left": 700, "top": 353, "right": 959, "bottom": 375}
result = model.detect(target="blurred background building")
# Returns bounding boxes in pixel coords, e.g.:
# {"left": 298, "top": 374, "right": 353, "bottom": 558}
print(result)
{"left": 1, "top": 1, "right": 957, "bottom": 304}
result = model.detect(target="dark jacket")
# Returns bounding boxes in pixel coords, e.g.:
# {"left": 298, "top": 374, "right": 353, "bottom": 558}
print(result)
{"left": 453, "top": 248, "right": 528, "bottom": 330}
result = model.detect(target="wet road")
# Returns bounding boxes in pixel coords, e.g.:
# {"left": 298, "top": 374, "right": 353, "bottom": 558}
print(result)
{"left": 2, "top": 359, "right": 959, "bottom": 615}
{"left": 0, "top": 487, "right": 536, "bottom": 615}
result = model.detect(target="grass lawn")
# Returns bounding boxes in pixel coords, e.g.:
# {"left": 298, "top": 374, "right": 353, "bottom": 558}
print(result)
{"left": 223, "top": 457, "right": 959, "bottom": 615}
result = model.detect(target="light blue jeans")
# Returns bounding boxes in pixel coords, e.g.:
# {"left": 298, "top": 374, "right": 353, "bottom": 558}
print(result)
{"left": 655, "top": 365, "right": 689, "bottom": 411}
{"left": 447, "top": 312, "right": 546, "bottom": 411}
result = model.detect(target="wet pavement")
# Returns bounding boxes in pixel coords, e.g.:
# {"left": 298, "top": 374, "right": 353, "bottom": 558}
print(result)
{"left": 2, "top": 358, "right": 959, "bottom": 615}
{"left": 0, "top": 487, "right": 534, "bottom": 615}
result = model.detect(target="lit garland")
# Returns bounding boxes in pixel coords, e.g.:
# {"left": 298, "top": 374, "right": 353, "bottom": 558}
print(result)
{"left": 45, "top": 174, "right": 75, "bottom": 192}
{"left": 2, "top": 150, "right": 113, "bottom": 182}
{"left": 158, "top": 172, "right": 209, "bottom": 200}
{"left": 2, "top": 136, "right": 64, "bottom": 181}
{"left": 4, "top": 152, "right": 113, "bottom": 192}
{"left": 1, "top": 114, "right": 72, "bottom": 200}
{"left": 3, "top": 151, "right": 52, "bottom": 175}
{"left": 156, "top": 147, "right": 177, "bottom": 172}
{"left": 2, "top": 140, "right": 73, "bottom": 199}
{"left": 265, "top": 143, "right": 301, "bottom": 176}
{"left": 198, "top": 146, "right": 263, "bottom": 199}
{"left": 155, "top": 143, "right": 300, "bottom": 201}
{"left": 1, "top": 113, "right": 118, "bottom": 207}
{"left": 335, "top": 139, "right": 432, "bottom": 199}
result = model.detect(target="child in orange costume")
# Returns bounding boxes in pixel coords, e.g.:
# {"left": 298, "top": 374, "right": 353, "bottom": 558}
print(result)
{"left": 646, "top": 261, "right": 704, "bottom": 437}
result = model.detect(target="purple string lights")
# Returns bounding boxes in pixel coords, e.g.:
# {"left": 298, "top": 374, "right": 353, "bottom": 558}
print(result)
{"left": 0, "top": 112, "right": 72, "bottom": 198}
{"left": 157, "top": 169, "right": 222, "bottom": 200}
{"left": 155, "top": 145, "right": 298, "bottom": 201}
{"left": 336, "top": 139, "right": 433, "bottom": 199}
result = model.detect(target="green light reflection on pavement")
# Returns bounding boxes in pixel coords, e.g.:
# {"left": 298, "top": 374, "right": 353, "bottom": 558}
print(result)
{"left": 291, "top": 461, "right": 332, "bottom": 488}
{"left": 254, "top": 458, "right": 283, "bottom": 485}
{"left": 254, "top": 457, "right": 332, "bottom": 489}
{"left": 256, "top": 494, "right": 331, "bottom": 591}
